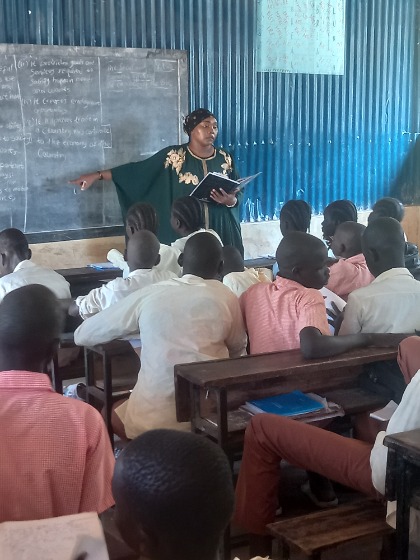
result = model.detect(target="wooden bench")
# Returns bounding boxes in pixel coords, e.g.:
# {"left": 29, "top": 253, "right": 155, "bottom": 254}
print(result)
{"left": 174, "top": 347, "right": 397, "bottom": 455}
{"left": 267, "top": 499, "right": 394, "bottom": 559}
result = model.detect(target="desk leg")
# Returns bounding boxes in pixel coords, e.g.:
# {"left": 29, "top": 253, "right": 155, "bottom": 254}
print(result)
{"left": 190, "top": 384, "right": 201, "bottom": 435}
{"left": 103, "top": 352, "right": 114, "bottom": 449}
{"left": 216, "top": 389, "right": 228, "bottom": 449}
{"left": 395, "top": 457, "right": 412, "bottom": 560}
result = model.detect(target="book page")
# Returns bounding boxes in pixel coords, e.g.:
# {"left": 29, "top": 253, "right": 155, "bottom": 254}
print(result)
{"left": 0, "top": 512, "right": 109, "bottom": 560}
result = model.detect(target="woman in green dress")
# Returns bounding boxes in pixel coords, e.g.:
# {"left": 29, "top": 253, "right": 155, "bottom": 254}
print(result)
{"left": 70, "top": 109, "right": 243, "bottom": 254}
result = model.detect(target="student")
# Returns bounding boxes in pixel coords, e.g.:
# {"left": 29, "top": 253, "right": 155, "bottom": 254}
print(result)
{"left": 0, "top": 228, "right": 70, "bottom": 301}
{"left": 74, "top": 232, "right": 247, "bottom": 438}
{"left": 368, "top": 196, "right": 419, "bottom": 271}
{"left": 326, "top": 221, "right": 374, "bottom": 301}
{"left": 222, "top": 245, "right": 271, "bottom": 297}
{"left": 107, "top": 202, "right": 182, "bottom": 276}
{"left": 240, "top": 232, "right": 330, "bottom": 354}
{"left": 279, "top": 199, "right": 312, "bottom": 236}
{"left": 170, "top": 195, "right": 222, "bottom": 252}
{"left": 339, "top": 217, "right": 420, "bottom": 335}
{"left": 321, "top": 199, "right": 358, "bottom": 248}
{"left": 368, "top": 196, "right": 405, "bottom": 223}
{"left": 69, "top": 231, "right": 176, "bottom": 319}
{"left": 112, "top": 429, "right": 234, "bottom": 560}
{"left": 234, "top": 335, "right": 420, "bottom": 556}
{"left": 0, "top": 284, "right": 114, "bottom": 522}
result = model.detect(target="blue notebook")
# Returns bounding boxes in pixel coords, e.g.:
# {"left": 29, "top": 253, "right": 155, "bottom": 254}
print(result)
{"left": 87, "top": 263, "right": 120, "bottom": 270}
{"left": 244, "top": 391, "right": 324, "bottom": 417}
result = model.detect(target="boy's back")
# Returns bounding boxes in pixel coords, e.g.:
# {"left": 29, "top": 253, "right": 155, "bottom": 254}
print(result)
{"left": 0, "top": 260, "right": 70, "bottom": 301}
{"left": 241, "top": 276, "right": 329, "bottom": 354}
{"left": 0, "top": 370, "right": 114, "bottom": 522}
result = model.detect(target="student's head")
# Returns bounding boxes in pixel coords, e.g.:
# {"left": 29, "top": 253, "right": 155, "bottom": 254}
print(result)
{"left": 322, "top": 200, "right": 358, "bottom": 245}
{"left": 368, "top": 197, "right": 405, "bottom": 224}
{"left": 221, "top": 245, "right": 245, "bottom": 276}
{"left": 112, "top": 429, "right": 234, "bottom": 560}
{"left": 279, "top": 200, "right": 312, "bottom": 236}
{"left": 0, "top": 228, "right": 31, "bottom": 277}
{"left": 330, "top": 221, "right": 366, "bottom": 259}
{"left": 170, "top": 196, "right": 205, "bottom": 237}
{"left": 126, "top": 230, "right": 161, "bottom": 272}
{"left": 183, "top": 108, "right": 218, "bottom": 148}
{"left": 126, "top": 203, "right": 159, "bottom": 237}
{"left": 362, "top": 217, "right": 405, "bottom": 277}
{"left": 180, "top": 232, "right": 223, "bottom": 279}
{"left": 0, "top": 284, "right": 63, "bottom": 372}
{"left": 276, "top": 231, "right": 330, "bottom": 289}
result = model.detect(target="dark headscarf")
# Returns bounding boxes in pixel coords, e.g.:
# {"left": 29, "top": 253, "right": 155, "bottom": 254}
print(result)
{"left": 183, "top": 108, "right": 215, "bottom": 136}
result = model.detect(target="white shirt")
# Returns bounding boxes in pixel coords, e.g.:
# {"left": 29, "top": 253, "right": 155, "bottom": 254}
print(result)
{"left": 107, "top": 244, "right": 182, "bottom": 277}
{"left": 223, "top": 268, "right": 271, "bottom": 297}
{"left": 0, "top": 260, "right": 71, "bottom": 302}
{"left": 171, "top": 228, "right": 223, "bottom": 253}
{"left": 339, "top": 268, "right": 420, "bottom": 335}
{"left": 75, "top": 268, "right": 177, "bottom": 319}
{"left": 74, "top": 275, "right": 247, "bottom": 437}
{"left": 370, "top": 369, "right": 420, "bottom": 540}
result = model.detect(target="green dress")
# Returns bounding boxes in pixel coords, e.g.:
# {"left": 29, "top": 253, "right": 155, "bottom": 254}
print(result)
{"left": 111, "top": 144, "right": 244, "bottom": 254}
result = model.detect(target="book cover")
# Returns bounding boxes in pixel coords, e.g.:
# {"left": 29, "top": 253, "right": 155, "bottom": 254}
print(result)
{"left": 244, "top": 390, "right": 324, "bottom": 417}
{"left": 190, "top": 172, "right": 260, "bottom": 202}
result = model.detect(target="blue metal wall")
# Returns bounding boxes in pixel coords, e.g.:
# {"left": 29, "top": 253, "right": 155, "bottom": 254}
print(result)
{"left": 0, "top": 0, "right": 417, "bottom": 220}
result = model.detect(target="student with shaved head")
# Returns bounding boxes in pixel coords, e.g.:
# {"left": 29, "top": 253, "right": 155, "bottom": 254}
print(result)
{"left": 0, "top": 285, "right": 114, "bottom": 522}
{"left": 240, "top": 232, "right": 331, "bottom": 354}
{"left": 326, "top": 221, "right": 374, "bottom": 301}
{"left": 112, "top": 430, "right": 234, "bottom": 560}
{"left": 339, "top": 217, "right": 420, "bottom": 335}
{"left": 222, "top": 245, "right": 271, "bottom": 297}
{"left": 69, "top": 230, "right": 177, "bottom": 319}
{"left": 75, "top": 232, "right": 247, "bottom": 439}
{"left": 0, "top": 228, "right": 70, "bottom": 301}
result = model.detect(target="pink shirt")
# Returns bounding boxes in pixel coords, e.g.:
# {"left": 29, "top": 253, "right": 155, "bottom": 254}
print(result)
{"left": 326, "top": 253, "right": 374, "bottom": 301}
{"left": 240, "top": 276, "right": 330, "bottom": 354}
{"left": 0, "top": 371, "right": 115, "bottom": 522}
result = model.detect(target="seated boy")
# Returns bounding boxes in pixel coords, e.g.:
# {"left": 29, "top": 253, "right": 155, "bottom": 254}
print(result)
{"left": 0, "top": 228, "right": 70, "bottom": 301}
{"left": 112, "top": 430, "right": 234, "bottom": 560}
{"left": 0, "top": 285, "right": 114, "bottom": 522}
{"left": 338, "top": 217, "right": 420, "bottom": 335}
{"left": 326, "top": 221, "right": 374, "bottom": 300}
{"left": 74, "top": 233, "right": 247, "bottom": 438}
{"left": 234, "top": 335, "right": 420, "bottom": 556}
{"left": 222, "top": 245, "right": 271, "bottom": 297}
{"left": 240, "top": 232, "right": 330, "bottom": 354}
{"left": 70, "top": 230, "right": 176, "bottom": 319}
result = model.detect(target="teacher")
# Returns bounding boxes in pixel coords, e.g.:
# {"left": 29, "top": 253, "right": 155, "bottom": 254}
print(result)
{"left": 70, "top": 108, "right": 244, "bottom": 255}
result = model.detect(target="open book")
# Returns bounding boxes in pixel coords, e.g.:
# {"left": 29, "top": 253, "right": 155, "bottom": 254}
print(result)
{"left": 0, "top": 512, "right": 109, "bottom": 560}
{"left": 190, "top": 171, "right": 261, "bottom": 202}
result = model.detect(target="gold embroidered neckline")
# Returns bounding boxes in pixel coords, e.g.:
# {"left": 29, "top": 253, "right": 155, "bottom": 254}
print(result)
{"left": 187, "top": 145, "right": 217, "bottom": 161}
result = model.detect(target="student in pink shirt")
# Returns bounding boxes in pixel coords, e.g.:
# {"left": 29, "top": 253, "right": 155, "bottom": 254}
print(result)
{"left": 326, "top": 221, "right": 374, "bottom": 301}
{"left": 240, "top": 232, "right": 330, "bottom": 354}
{"left": 0, "top": 284, "right": 115, "bottom": 522}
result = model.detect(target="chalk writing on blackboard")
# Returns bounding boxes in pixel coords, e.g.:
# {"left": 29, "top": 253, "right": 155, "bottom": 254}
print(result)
{"left": 256, "top": 0, "right": 345, "bottom": 75}
{"left": 0, "top": 45, "right": 188, "bottom": 238}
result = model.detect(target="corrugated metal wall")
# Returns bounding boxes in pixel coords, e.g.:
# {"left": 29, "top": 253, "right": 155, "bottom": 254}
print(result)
{"left": 0, "top": 0, "right": 418, "bottom": 221}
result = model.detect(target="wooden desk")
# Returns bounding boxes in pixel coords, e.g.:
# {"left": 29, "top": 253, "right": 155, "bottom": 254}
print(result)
{"left": 385, "top": 429, "right": 420, "bottom": 560}
{"left": 175, "top": 347, "right": 397, "bottom": 453}
{"left": 244, "top": 256, "right": 276, "bottom": 269}
{"left": 56, "top": 266, "right": 122, "bottom": 297}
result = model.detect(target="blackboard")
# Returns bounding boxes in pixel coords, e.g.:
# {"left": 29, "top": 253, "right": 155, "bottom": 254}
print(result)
{"left": 0, "top": 44, "right": 188, "bottom": 242}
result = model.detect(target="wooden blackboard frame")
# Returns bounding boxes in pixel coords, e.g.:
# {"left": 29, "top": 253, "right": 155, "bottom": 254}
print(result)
{"left": 0, "top": 44, "right": 189, "bottom": 243}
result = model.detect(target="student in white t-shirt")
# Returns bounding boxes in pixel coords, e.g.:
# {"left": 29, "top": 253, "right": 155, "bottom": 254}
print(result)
{"left": 0, "top": 228, "right": 70, "bottom": 301}
{"left": 107, "top": 202, "right": 181, "bottom": 276}
{"left": 170, "top": 196, "right": 222, "bottom": 253}
{"left": 69, "top": 230, "right": 177, "bottom": 319}
{"left": 222, "top": 245, "right": 271, "bottom": 297}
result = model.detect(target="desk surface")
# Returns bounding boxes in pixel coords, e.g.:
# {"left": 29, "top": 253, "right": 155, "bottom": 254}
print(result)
{"left": 175, "top": 347, "right": 398, "bottom": 388}
{"left": 56, "top": 266, "right": 122, "bottom": 282}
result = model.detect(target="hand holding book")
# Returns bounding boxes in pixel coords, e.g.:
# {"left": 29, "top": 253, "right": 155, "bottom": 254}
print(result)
{"left": 190, "top": 171, "right": 261, "bottom": 203}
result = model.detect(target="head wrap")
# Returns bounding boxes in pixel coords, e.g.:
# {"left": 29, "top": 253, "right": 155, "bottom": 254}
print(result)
{"left": 183, "top": 108, "right": 215, "bottom": 136}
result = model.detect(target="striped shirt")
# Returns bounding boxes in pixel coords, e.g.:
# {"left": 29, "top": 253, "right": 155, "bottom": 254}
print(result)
{"left": 240, "top": 276, "right": 330, "bottom": 354}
